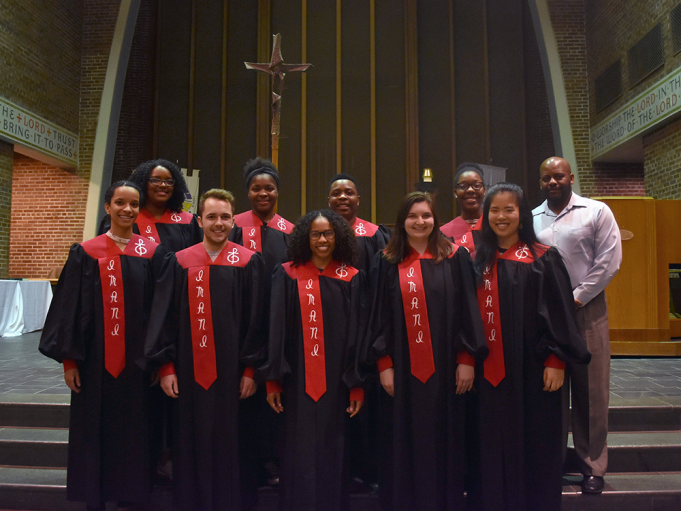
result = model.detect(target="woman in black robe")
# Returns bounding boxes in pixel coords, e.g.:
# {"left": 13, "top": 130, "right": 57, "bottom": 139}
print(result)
{"left": 40, "top": 181, "right": 166, "bottom": 511}
{"left": 229, "top": 157, "right": 295, "bottom": 486}
{"left": 98, "top": 159, "right": 203, "bottom": 252}
{"left": 229, "top": 157, "right": 294, "bottom": 275}
{"left": 364, "top": 191, "right": 487, "bottom": 511}
{"left": 263, "top": 209, "right": 366, "bottom": 511}
{"left": 467, "top": 183, "right": 591, "bottom": 511}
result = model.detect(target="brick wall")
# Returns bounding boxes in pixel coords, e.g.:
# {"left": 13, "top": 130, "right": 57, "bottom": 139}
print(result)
{"left": 9, "top": 155, "right": 89, "bottom": 278}
{"left": 0, "top": 0, "right": 82, "bottom": 132}
{"left": 547, "top": 0, "right": 596, "bottom": 196}
{"left": 592, "top": 162, "right": 646, "bottom": 197}
{"left": 0, "top": 141, "right": 13, "bottom": 278}
{"left": 584, "top": 0, "right": 681, "bottom": 199}
{"left": 3, "top": 0, "right": 121, "bottom": 277}
{"left": 585, "top": 0, "right": 681, "bottom": 125}
{"left": 643, "top": 117, "right": 681, "bottom": 199}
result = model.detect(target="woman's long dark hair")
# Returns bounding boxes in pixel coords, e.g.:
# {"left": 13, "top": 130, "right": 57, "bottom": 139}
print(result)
{"left": 288, "top": 209, "right": 358, "bottom": 267}
{"left": 128, "top": 159, "right": 189, "bottom": 213}
{"left": 474, "top": 182, "right": 540, "bottom": 277}
{"left": 383, "top": 191, "right": 453, "bottom": 264}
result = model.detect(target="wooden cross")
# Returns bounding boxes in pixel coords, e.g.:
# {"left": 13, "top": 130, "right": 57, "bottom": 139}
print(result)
{"left": 245, "top": 33, "right": 312, "bottom": 167}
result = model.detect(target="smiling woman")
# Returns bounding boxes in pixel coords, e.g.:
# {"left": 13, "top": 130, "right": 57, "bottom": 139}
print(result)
{"left": 466, "top": 182, "right": 591, "bottom": 511}
{"left": 39, "top": 180, "right": 167, "bottom": 510}
{"left": 98, "top": 159, "right": 203, "bottom": 253}
{"left": 261, "top": 208, "right": 365, "bottom": 511}
{"left": 363, "top": 191, "right": 487, "bottom": 511}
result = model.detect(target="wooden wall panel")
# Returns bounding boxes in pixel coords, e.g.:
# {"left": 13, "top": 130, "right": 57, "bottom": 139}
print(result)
{"left": 151, "top": 1, "right": 553, "bottom": 222}
{"left": 193, "top": 1, "right": 223, "bottom": 191}
{"left": 341, "top": 0, "right": 372, "bottom": 219}
{"left": 157, "top": 0, "right": 192, "bottom": 167}
{"left": 305, "top": 1, "right": 337, "bottom": 212}
{"left": 487, "top": 0, "right": 525, "bottom": 186}
{"left": 453, "top": 0, "right": 488, "bottom": 165}
{"left": 271, "top": 1, "right": 303, "bottom": 222}
{"left": 224, "top": 2, "right": 258, "bottom": 207}
{"left": 375, "top": 0, "right": 406, "bottom": 225}
{"left": 417, "top": 0, "right": 454, "bottom": 220}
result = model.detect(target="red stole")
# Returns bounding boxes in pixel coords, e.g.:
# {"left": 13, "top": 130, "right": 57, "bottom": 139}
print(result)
{"left": 457, "top": 218, "right": 482, "bottom": 253}
{"left": 283, "top": 260, "right": 358, "bottom": 401}
{"left": 176, "top": 242, "right": 254, "bottom": 390}
{"left": 82, "top": 234, "right": 157, "bottom": 378}
{"left": 136, "top": 208, "right": 193, "bottom": 244}
{"left": 234, "top": 211, "right": 295, "bottom": 253}
{"left": 351, "top": 217, "right": 379, "bottom": 237}
{"left": 478, "top": 241, "right": 547, "bottom": 386}
{"left": 397, "top": 250, "right": 437, "bottom": 383}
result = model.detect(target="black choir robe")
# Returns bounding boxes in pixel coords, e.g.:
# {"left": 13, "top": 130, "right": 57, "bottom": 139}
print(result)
{"left": 350, "top": 217, "right": 391, "bottom": 272}
{"left": 39, "top": 234, "right": 165, "bottom": 507}
{"left": 229, "top": 210, "right": 295, "bottom": 468}
{"left": 229, "top": 210, "right": 294, "bottom": 276}
{"left": 98, "top": 208, "right": 203, "bottom": 253}
{"left": 364, "top": 246, "right": 487, "bottom": 511}
{"left": 262, "top": 261, "right": 367, "bottom": 511}
{"left": 467, "top": 246, "right": 591, "bottom": 511}
{"left": 143, "top": 242, "right": 266, "bottom": 511}
{"left": 346, "top": 217, "right": 391, "bottom": 485}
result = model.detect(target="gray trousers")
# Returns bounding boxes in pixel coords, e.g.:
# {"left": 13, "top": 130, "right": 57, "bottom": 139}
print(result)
{"left": 565, "top": 291, "right": 610, "bottom": 477}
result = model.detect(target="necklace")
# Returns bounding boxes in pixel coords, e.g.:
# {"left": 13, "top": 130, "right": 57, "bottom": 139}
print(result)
{"left": 106, "top": 230, "right": 131, "bottom": 245}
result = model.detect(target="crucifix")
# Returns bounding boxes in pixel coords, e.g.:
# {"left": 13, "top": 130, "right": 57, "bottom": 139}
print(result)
{"left": 245, "top": 33, "right": 312, "bottom": 168}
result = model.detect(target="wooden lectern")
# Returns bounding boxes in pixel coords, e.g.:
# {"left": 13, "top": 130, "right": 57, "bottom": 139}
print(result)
{"left": 599, "top": 197, "right": 681, "bottom": 355}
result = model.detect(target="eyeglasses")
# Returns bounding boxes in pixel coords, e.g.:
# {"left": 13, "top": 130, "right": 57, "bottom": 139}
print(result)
{"left": 456, "top": 182, "right": 484, "bottom": 191}
{"left": 149, "top": 177, "right": 176, "bottom": 186}
{"left": 309, "top": 230, "right": 335, "bottom": 240}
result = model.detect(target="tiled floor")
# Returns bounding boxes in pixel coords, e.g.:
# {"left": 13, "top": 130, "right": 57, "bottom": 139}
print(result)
{"left": 0, "top": 331, "right": 69, "bottom": 396}
{"left": 1, "top": 331, "right": 681, "bottom": 400}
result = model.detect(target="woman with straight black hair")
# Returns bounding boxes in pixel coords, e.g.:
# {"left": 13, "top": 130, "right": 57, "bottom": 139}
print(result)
{"left": 466, "top": 182, "right": 590, "bottom": 511}
{"left": 41, "top": 181, "right": 166, "bottom": 511}
{"left": 364, "top": 191, "right": 486, "bottom": 511}
{"left": 262, "top": 209, "right": 366, "bottom": 511}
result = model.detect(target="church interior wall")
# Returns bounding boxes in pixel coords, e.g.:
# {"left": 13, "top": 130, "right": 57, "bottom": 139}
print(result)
{"left": 0, "top": 142, "right": 13, "bottom": 278}
{"left": 150, "top": 0, "right": 554, "bottom": 224}
{"left": 584, "top": 0, "right": 681, "bottom": 199}
{"left": 644, "top": 117, "right": 681, "bottom": 199}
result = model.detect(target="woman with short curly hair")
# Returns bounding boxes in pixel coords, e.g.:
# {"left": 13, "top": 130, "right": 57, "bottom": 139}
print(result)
{"left": 98, "top": 159, "right": 203, "bottom": 253}
{"left": 262, "top": 209, "right": 366, "bottom": 511}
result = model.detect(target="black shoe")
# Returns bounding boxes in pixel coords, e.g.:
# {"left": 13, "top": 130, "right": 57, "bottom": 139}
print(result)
{"left": 581, "top": 475, "right": 605, "bottom": 494}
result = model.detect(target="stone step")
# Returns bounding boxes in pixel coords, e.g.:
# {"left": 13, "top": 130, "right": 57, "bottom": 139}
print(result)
{"left": 0, "top": 427, "right": 68, "bottom": 468}
{"left": 561, "top": 473, "right": 681, "bottom": 511}
{"left": 0, "top": 394, "right": 69, "bottom": 429}
{"left": 0, "top": 469, "right": 680, "bottom": 511}
{"left": 566, "top": 431, "right": 681, "bottom": 473}
{"left": 609, "top": 404, "right": 681, "bottom": 432}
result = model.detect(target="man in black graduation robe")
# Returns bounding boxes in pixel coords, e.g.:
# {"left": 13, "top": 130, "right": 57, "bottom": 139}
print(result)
{"left": 327, "top": 172, "right": 391, "bottom": 488}
{"left": 40, "top": 234, "right": 165, "bottom": 508}
{"left": 144, "top": 191, "right": 266, "bottom": 511}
